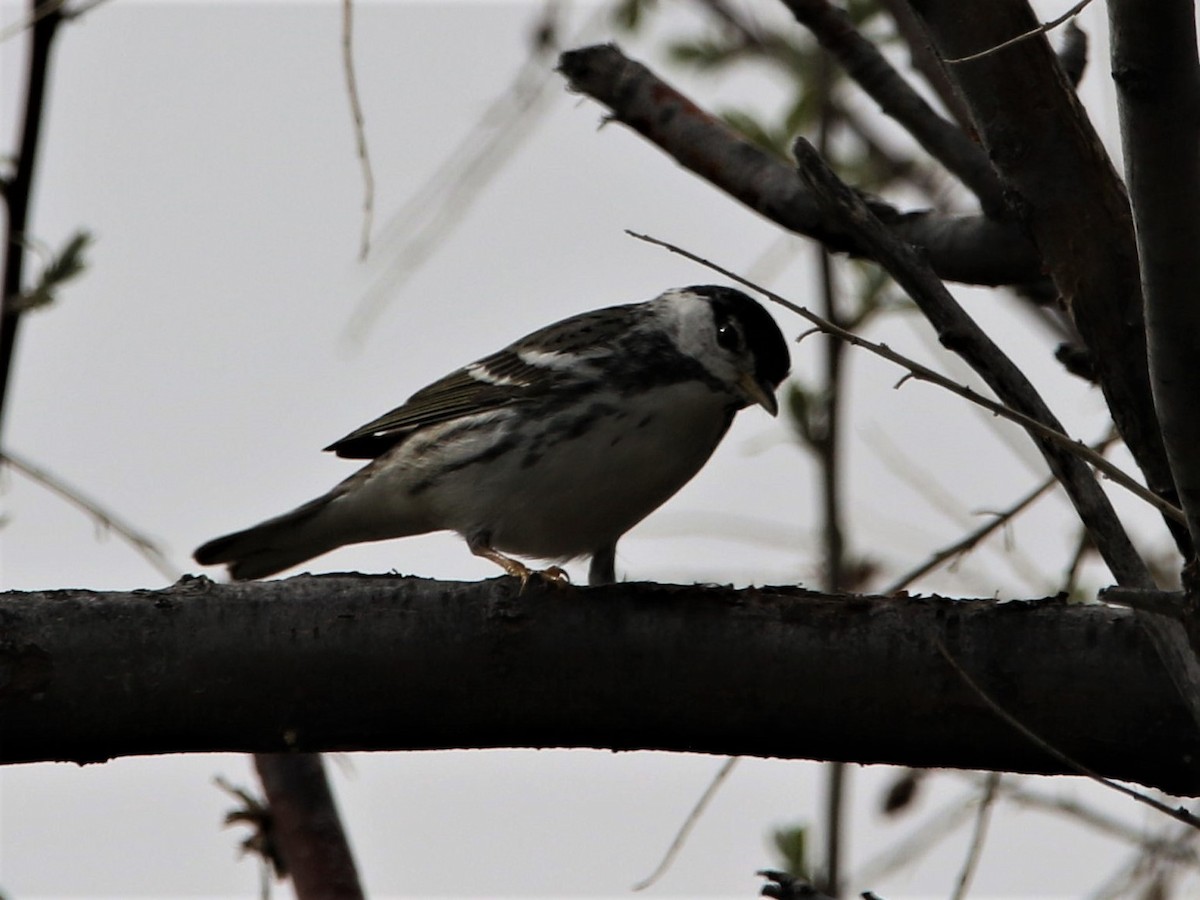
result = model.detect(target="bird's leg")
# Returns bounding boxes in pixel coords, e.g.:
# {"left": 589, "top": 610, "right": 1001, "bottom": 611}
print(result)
{"left": 588, "top": 543, "right": 617, "bottom": 586}
{"left": 467, "top": 534, "right": 569, "bottom": 588}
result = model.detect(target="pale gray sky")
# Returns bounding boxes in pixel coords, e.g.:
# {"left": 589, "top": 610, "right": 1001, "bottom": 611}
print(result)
{"left": 0, "top": 1, "right": 1183, "bottom": 897}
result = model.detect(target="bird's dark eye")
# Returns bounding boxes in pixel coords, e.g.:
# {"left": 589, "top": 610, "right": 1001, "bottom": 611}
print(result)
{"left": 716, "top": 319, "right": 743, "bottom": 353}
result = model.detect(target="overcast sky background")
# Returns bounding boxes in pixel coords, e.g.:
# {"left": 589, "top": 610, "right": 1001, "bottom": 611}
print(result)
{"left": 0, "top": 1, "right": 1189, "bottom": 897}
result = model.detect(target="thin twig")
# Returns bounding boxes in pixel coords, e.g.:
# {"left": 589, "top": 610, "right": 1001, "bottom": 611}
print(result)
{"left": 341, "top": 0, "right": 374, "bottom": 261}
{"left": 811, "top": 54, "right": 850, "bottom": 896}
{"left": 950, "top": 772, "right": 999, "bottom": 900}
{"left": 625, "top": 231, "right": 1185, "bottom": 526}
{"left": 943, "top": 0, "right": 1095, "bottom": 64}
{"left": 883, "top": 432, "right": 1118, "bottom": 594}
{"left": 347, "top": 3, "right": 605, "bottom": 342}
{"left": 0, "top": 0, "right": 67, "bottom": 42}
{"left": 882, "top": 474, "right": 1055, "bottom": 594}
{"left": 1090, "top": 820, "right": 1200, "bottom": 899}
{"left": 632, "top": 756, "right": 739, "bottom": 890}
{"left": 1, "top": 0, "right": 64, "bottom": 439}
{"left": 934, "top": 638, "right": 1200, "bottom": 831}
{"left": 974, "top": 775, "right": 1200, "bottom": 867}
{"left": 1, "top": 448, "right": 180, "bottom": 582}
{"left": 853, "top": 789, "right": 981, "bottom": 885}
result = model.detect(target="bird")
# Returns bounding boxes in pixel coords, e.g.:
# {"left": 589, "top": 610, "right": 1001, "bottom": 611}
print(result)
{"left": 193, "top": 285, "right": 789, "bottom": 586}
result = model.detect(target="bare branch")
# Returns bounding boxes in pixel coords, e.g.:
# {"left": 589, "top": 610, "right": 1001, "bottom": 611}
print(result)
{"left": 979, "top": 775, "right": 1200, "bottom": 867}
{"left": 254, "top": 753, "right": 365, "bottom": 900}
{"left": 556, "top": 43, "right": 1044, "bottom": 286}
{"left": 943, "top": 0, "right": 1095, "bottom": 64}
{"left": 1107, "top": 0, "right": 1200, "bottom": 557}
{"left": 341, "top": 0, "right": 374, "bottom": 261}
{"left": 347, "top": 3, "right": 599, "bottom": 342}
{"left": 4, "top": 575, "right": 1200, "bottom": 796}
{"left": 935, "top": 639, "right": 1200, "bottom": 830}
{"left": 909, "top": 0, "right": 1200, "bottom": 761}
{"left": 1, "top": 0, "right": 64, "bottom": 438}
{"left": 632, "top": 756, "right": 739, "bottom": 891}
{"left": 853, "top": 788, "right": 980, "bottom": 884}
{"left": 909, "top": 0, "right": 1184, "bottom": 556}
{"left": 790, "top": 137, "right": 1152, "bottom": 586}
{"left": 882, "top": 473, "right": 1056, "bottom": 594}
{"left": 950, "top": 772, "right": 999, "bottom": 900}
{"left": 0, "top": 448, "right": 180, "bottom": 581}
{"left": 625, "top": 231, "right": 1183, "bottom": 531}
{"left": 779, "top": 0, "right": 1006, "bottom": 214}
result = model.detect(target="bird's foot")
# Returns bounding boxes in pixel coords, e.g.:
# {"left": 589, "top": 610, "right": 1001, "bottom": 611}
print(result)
{"left": 471, "top": 543, "right": 569, "bottom": 591}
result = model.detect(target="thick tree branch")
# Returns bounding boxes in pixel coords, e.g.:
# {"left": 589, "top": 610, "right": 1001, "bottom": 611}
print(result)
{"left": 556, "top": 43, "right": 1042, "bottom": 286}
{"left": 2, "top": 574, "right": 1199, "bottom": 796}
{"left": 1107, "top": 0, "right": 1200, "bottom": 559}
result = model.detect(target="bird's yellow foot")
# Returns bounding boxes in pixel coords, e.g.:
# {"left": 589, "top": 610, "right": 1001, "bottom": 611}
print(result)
{"left": 538, "top": 565, "right": 571, "bottom": 586}
{"left": 471, "top": 544, "right": 569, "bottom": 591}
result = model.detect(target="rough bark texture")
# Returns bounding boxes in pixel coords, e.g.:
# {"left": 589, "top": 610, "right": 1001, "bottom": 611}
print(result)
{"left": 2, "top": 574, "right": 1198, "bottom": 795}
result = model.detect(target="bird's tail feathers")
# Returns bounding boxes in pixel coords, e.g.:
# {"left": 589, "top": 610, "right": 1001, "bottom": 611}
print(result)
{"left": 193, "top": 494, "right": 343, "bottom": 581}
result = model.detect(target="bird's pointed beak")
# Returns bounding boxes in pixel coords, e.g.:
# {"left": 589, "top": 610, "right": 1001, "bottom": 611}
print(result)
{"left": 738, "top": 372, "right": 779, "bottom": 416}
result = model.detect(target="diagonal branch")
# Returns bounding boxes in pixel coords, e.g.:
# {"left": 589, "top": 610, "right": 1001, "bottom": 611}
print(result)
{"left": 556, "top": 43, "right": 1043, "bottom": 286}
{"left": 0, "top": 448, "right": 180, "bottom": 582}
{"left": 907, "top": 0, "right": 1184, "bottom": 557}
{"left": 778, "top": 0, "right": 1007, "bottom": 215}
{"left": 629, "top": 230, "right": 1178, "bottom": 530}
{"left": 789, "top": 137, "right": 1150, "bottom": 588}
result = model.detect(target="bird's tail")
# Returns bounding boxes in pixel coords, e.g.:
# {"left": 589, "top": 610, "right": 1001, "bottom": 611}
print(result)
{"left": 194, "top": 494, "right": 344, "bottom": 581}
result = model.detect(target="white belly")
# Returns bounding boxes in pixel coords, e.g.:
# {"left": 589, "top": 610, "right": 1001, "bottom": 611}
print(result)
{"left": 414, "top": 382, "right": 736, "bottom": 560}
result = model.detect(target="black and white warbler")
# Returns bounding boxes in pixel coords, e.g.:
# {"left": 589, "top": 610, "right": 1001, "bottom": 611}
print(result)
{"left": 194, "top": 285, "right": 789, "bottom": 585}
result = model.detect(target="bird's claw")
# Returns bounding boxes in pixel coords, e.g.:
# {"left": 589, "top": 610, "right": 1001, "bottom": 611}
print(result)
{"left": 471, "top": 542, "right": 570, "bottom": 592}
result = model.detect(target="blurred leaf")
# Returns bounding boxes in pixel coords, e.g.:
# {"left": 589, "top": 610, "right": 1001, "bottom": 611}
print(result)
{"left": 771, "top": 823, "right": 810, "bottom": 879}
{"left": 11, "top": 229, "right": 92, "bottom": 314}
{"left": 783, "top": 92, "right": 819, "bottom": 137}
{"left": 785, "top": 381, "right": 818, "bottom": 447}
{"left": 611, "top": 0, "right": 654, "bottom": 32}
{"left": 846, "top": 0, "right": 886, "bottom": 28}
{"left": 881, "top": 768, "right": 926, "bottom": 815}
{"left": 668, "top": 36, "right": 747, "bottom": 71}
{"left": 719, "top": 109, "right": 790, "bottom": 159}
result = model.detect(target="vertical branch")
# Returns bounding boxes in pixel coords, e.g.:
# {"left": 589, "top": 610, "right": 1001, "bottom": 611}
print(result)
{"left": 812, "top": 50, "right": 847, "bottom": 899}
{"left": 254, "top": 754, "right": 365, "bottom": 900}
{"left": 0, "top": 0, "right": 64, "bottom": 439}
{"left": 0, "top": 8, "right": 368, "bottom": 894}
{"left": 1106, "top": 0, "right": 1200, "bottom": 564}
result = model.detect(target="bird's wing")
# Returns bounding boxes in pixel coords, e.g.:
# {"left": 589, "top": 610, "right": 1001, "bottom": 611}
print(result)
{"left": 324, "top": 305, "right": 639, "bottom": 459}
